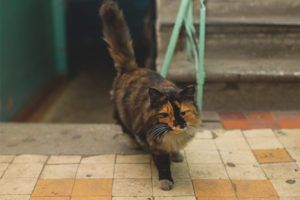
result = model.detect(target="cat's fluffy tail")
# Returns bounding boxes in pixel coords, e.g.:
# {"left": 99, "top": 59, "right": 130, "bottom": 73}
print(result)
{"left": 100, "top": 0, "right": 137, "bottom": 73}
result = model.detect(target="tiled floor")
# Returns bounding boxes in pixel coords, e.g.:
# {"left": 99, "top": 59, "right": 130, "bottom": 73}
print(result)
{"left": 0, "top": 129, "right": 300, "bottom": 199}
{"left": 214, "top": 111, "right": 300, "bottom": 130}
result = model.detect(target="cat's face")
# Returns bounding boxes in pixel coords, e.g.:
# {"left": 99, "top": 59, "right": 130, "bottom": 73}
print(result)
{"left": 148, "top": 86, "right": 201, "bottom": 138}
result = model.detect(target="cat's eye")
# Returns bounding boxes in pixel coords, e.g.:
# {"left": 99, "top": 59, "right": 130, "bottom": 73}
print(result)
{"left": 159, "top": 113, "right": 169, "bottom": 118}
{"left": 180, "top": 112, "right": 186, "bottom": 116}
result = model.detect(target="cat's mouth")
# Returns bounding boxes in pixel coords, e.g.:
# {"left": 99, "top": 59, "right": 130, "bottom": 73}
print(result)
{"left": 169, "top": 127, "right": 187, "bottom": 134}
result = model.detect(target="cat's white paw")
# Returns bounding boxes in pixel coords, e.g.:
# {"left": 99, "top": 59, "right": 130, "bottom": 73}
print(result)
{"left": 159, "top": 179, "right": 174, "bottom": 190}
{"left": 171, "top": 152, "right": 184, "bottom": 162}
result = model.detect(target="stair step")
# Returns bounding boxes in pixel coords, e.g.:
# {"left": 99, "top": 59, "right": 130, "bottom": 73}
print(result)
{"left": 156, "top": 53, "right": 300, "bottom": 82}
{"left": 158, "top": 23, "right": 300, "bottom": 56}
{"left": 157, "top": 0, "right": 300, "bottom": 24}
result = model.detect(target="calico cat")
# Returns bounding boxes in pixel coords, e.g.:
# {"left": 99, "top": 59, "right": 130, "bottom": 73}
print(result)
{"left": 100, "top": 0, "right": 201, "bottom": 190}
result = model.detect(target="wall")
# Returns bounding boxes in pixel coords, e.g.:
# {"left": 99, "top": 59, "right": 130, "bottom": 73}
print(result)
{"left": 0, "top": 0, "right": 65, "bottom": 121}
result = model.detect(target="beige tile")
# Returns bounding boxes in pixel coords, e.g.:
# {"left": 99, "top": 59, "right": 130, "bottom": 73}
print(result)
{"left": 48, "top": 155, "right": 81, "bottom": 164}
{"left": 41, "top": 164, "right": 78, "bottom": 179}
{"left": 215, "top": 138, "right": 251, "bottom": 151}
{"left": 275, "top": 130, "right": 300, "bottom": 149}
{"left": 271, "top": 179, "right": 300, "bottom": 196}
{"left": 112, "top": 179, "right": 152, "bottom": 196}
{"left": 155, "top": 197, "right": 196, "bottom": 200}
{"left": 185, "top": 139, "right": 216, "bottom": 151}
{"left": 0, "top": 156, "right": 15, "bottom": 163}
{"left": 116, "top": 155, "right": 150, "bottom": 164}
{"left": 112, "top": 198, "right": 153, "bottom": 200}
{"left": 76, "top": 163, "right": 114, "bottom": 178}
{"left": 81, "top": 155, "right": 115, "bottom": 164}
{"left": 243, "top": 129, "right": 275, "bottom": 138}
{"left": 0, "top": 178, "right": 37, "bottom": 195}
{"left": 189, "top": 163, "right": 228, "bottom": 179}
{"left": 151, "top": 162, "right": 190, "bottom": 179}
{"left": 194, "top": 130, "right": 213, "bottom": 139}
{"left": 0, "top": 195, "right": 30, "bottom": 200}
{"left": 3, "top": 163, "right": 43, "bottom": 178}
{"left": 0, "top": 164, "right": 8, "bottom": 177}
{"left": 287, "top": 148, "right": 300, "bottom": 162}
{"left": 280, "top": 197, "right": 300, "bottom": 200}
{"left": 220, "top": 150, "right": 258, "bottom": 164}
{"left": 13, "top": 155, "right": 47, "bottom": 163}
{"left": 185, "top": 150, "right": 222, "bottom": 164}
{"left": 114, "top": 164, "right": 151, "bottom": 178}
{"left": 226, "top": 164, "right": 266, "bottom": 180}
{"left": 215, "top": 130, "right": 245, "bottom": 140}
{"left": 152, "top": 179, "right": 194, "bottom": 196}
{"left": 262, "top": 163, "right": 300, "bottom": 179}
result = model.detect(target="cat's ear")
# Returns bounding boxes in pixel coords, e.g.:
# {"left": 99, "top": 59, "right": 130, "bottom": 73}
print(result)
{"left": 179, "top": 85, "right": 196, "bottom": 101}
{"left": 149, "top": 88, "right": 165, "bottom": 106}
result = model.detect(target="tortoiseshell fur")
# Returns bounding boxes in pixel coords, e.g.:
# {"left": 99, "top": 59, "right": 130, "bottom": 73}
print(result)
{"left": 100, "top": 0, "right": 201, "bottom": 190}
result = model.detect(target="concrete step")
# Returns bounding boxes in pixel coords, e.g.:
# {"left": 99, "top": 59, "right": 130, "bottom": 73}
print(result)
{"left": 156, "top": 52, "right": 300, "bottom": 82}
{"left": 158, "top": 23, "right": 300, "bottom": 57}
{"left": 157, "top": 0, "right": 300, "bottom": 24}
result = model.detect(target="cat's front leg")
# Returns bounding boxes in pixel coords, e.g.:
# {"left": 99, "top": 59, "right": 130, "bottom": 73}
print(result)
{"left": 152, "top": 152, "right": 173, "bottom": 190}
{"left": 171, "top": 151, "right": 184, "bottom": 162}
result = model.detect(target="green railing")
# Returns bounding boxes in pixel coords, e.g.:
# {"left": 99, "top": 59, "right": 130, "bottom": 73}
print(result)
{"left": 160, "top": 0, "right": 206, "bottom": 114}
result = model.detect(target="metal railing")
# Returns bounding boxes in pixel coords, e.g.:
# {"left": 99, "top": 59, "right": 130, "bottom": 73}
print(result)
{"left": 160, "top": 0, "right": 207, "bottom": 114}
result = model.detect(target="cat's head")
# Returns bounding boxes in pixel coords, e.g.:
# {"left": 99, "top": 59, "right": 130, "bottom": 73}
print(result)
{"left": 148, "top": 85, "right": 201, "bottom": 138}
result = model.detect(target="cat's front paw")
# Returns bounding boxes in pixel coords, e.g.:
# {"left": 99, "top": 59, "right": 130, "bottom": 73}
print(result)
{"left": 159, "top": 179, "right": 174, "bottom": 190}
{"left": 171, "top": 152, "right": 184, "bottom": 162}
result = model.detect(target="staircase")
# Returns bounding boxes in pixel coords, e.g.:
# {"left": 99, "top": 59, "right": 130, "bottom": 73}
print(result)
{"left": 155, "top": 0, "right": 300, "bottom": 111}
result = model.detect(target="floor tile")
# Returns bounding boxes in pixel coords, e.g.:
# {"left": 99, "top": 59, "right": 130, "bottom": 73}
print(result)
{"left": 13, "top": 155, "right": 47, "bottom": 163}
{"left": 200, "top": 122, "right": 224, "bottom": 130}
{"left": 72, "top": 179, "right": 112, "bottom": 196}
{"left": 247, "top": 112, "right": 274, "bottom": 121}
{"left": 0, "top": 178, "right": 37, "bottom": 195}
{"left": 47, "top": 156, "right": 81, "bottom": 164}
{"left": 81, "top": 155, "right": 115, "bottom": 164}
{"left": 41, "top": 164, "right": 78, "bottom": 179}
{"left": 279, "top": 197, "right": 300, "bottom": 200}
{"left": 112, "top": 179, "right": 152, "bottom": 196}
{"left": 226, "top": 164, "right": 266, "bottom": 180}
{"left": 112, "top": 197, "right": 153, "bottom": 200}
{"left": 253, "top": 149, "right": 293, "bottom": 163}
{"left": 114, "top": 164, "right": 151, "bottom": 178}
{"left": 220, "top": 150, "right": 258, "bottom": 164}
{"left": 116, "top": 155, "right": 150, "bottom": 164}
{"left": 238, "top": 197, "right": 279, "bottom": 200}
{"left": 249, "top": 121, "right": 281, "bottom": 129}
{"left": 272, "top": 111, "right": 300, "bottom": 121}
{"left": 155, "top": 197, "right": 196, "bottom": 200}
{"left": 279, "top": 121, "right": 300, "bottom": 129}
{"left": 232, "top": 180, "right": 278, "bottom": 198}
{"left": 71, "top": 197, "right": 110, "bottom": 200}
{"left": 0, "top": 195, "right": 30, "bottom": 200}
{"left": 151, "top": 162, "right": 190, "bottom": 179}
{"left": 287, "top": 148, "right": 300, "bottom": 162}
{"left": 271, "top": 179, "right": 300, "bottom": 196}
{"left": 3, "top": 163, "right": 43, "bottom": 178}
{"left": 32, "top": 179, "right": 74, "bottom": 197}
{"left": 185, "top": 139, "right": 217, "bottom": 151}
{"left": 215, "top": 138, "right": 251, "bottom": 151}
{"left": 194, "top": 130, "right": 213, "bottom": 139}
{"left": 219, "top": 112, "right": 247, "bottom": 120}
{"left": 193, "top": 179, "right": 236, "bottom": 198}
{"left": 243, "top": 129, "right": 283, "bottom": 150}
{"left": 185, "top": 151, "right": 222, "bottom": 164}
{"left": 152, "top": 179, "right": 194, "bottom": 196}
{"left": 214, "top": 130, "right": 244, "bottom": 140}
{"left": 276, "top": 131, "right": 300, "bottom": 149}
{"left": 222, "top": 120, "right": 252, "bottom": 130}
{"left": 31, "top": 197, "right": 70, "bottom": 200}
{"left": 189, "top": 163, "right": 228, "bottom": 179}
{"left": 76, "top": 164, "right": 114, "bottom": 178}
{"left": 0, "top": 156, "right": 15, "bottom": 163}
{"left": 0, "top": 164, "right": 8, "bottom": 177}
{"left": 261, "top": 163, "right": 300, "bottom": 179}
